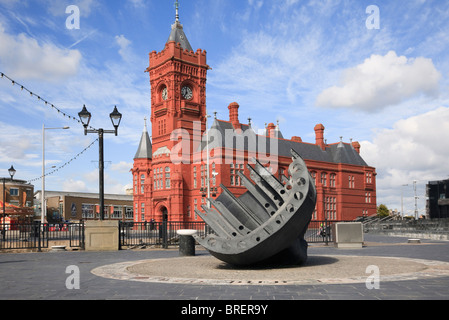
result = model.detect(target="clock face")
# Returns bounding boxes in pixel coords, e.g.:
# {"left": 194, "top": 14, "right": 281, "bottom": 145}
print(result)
{"left": 181, "top": 86, "right": 193, "bottom": 100}
{"left": 162, "top": 87, "right": 168, "bottom": 100}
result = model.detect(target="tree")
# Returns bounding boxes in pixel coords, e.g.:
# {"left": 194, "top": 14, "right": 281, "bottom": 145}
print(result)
{"left": 377, "top": 204, "right": 389, "bottom": 218}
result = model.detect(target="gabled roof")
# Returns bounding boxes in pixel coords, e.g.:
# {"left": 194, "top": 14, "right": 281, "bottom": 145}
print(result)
{"left": 134, "top": 121, "right": 152, "bottom": 160}
{"left": 199, "top": 119, "right": 368, "bottom": 167}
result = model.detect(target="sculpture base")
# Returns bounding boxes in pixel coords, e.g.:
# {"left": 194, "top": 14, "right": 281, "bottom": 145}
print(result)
{"left": 92, "top": 254, "right": 449, "bottom": 286}
{"left": 261, "top": 238, "right": 309, "bottom": 266}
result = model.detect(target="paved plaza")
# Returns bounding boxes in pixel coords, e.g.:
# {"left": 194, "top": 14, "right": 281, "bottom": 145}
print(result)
{"left": 0, "top": 234, "right": 448, "bottom": 302}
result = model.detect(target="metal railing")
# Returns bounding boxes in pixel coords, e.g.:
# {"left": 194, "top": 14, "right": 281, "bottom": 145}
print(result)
{"left": 1, "top": 219, "right": 348, "bottom": 251}
{"left": 119, "top": 220, "right": 344, "bottom": 249}
{"left": 305, "top": 220, "right": 351, "bottom": 244}
{"left": 119, "top": 221, "right": 212, "bottom": 249}
{"left": 0, "top": 221, "right": 42, "bottom": 250}
{"left": 363, "top": 218, "right": 449, "bottom": 235}
{"left": 0, "top": 222, "right": 84, "bottom": 251}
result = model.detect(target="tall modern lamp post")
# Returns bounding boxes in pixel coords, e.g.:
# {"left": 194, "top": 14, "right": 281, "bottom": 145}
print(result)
{"left": 42, "top": 125, "right": 70, "bottom": 224}
{"left": 205, "top": 114, "right": 211, "bottom": 208}
{"left": 78, "top": 105, "right": 122, "bottom": 220}
{"left": 401, "top": 184, "right": 409, "bottom": 218}
{"left": 199, "top": 114, "right": 219, "bottom": 208}
{"left": 2, "top": 165, "right": 16, "bottom": 239}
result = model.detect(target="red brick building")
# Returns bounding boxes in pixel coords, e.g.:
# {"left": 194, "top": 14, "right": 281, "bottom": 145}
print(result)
{"left": 132, "top": 9, "right": 377, "bottom": 223}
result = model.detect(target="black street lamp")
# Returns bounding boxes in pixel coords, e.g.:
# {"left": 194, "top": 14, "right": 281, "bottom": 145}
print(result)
{"left": 8, "top": 166, "right": 16, "bottom": 180}
{"left": 110, "top": 106, "right": 122, "bottom": 136}
{"left": 78, "top": 105, "right": 122, "bottom": 220}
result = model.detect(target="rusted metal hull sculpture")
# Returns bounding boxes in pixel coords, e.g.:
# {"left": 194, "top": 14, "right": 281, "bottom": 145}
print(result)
{"left": 194, "top": 149, "right": 317, "bottom": 266}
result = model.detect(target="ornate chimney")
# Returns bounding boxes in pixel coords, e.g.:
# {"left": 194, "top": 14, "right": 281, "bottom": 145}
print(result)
{"left": 228, "top": 102, "right": 240, "bottom": 130}
{"left": 314, "top": 124, "right": 326, "bottom": 150}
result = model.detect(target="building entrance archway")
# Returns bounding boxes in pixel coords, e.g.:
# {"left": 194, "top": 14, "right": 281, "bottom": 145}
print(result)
{"left": 161, "top": 206, "right": 168, "bottom": 222}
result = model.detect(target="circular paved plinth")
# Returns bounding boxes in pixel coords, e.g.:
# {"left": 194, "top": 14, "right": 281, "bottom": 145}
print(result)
{"left": 91, "top": 255, "right": 449, "bottom": 286}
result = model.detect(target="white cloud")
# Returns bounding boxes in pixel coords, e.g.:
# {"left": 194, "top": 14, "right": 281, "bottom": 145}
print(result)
{"left": 115, "top": 35, "right": 132, "bottom": 61}
{"left": 316, "top": 51, "right": 442, "bottom": 112}
{"left": 62, "top": 179, "right": 89, "bottom": 193}
{"left": 61, "top": 168, "right": 131, "bottom": 194}
{"left": 106, "top": 183, "right": 131, "bottom": 195}
{"left": 363, "top": 106, "right": 449, "bottom": 173}
{"left": 0, "top": 121, "right": 40, "bottom": 164}
{"left": 210, "top": 26, "right": 324, "bottom": 112}
{"left": 62, "top": 173, "right": 132, "bottom": 194}
{"left": 111, "top": 161, "right": 133, "bottom": 173}
{"left": 0, "top": 22, "right": 82, "bottom": 80}
{"left": 360, "top": 106, "right": 449, "bottom": 211}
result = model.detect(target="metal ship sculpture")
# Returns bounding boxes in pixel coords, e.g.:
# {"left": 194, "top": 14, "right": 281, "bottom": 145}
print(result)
{"left": 194, "top": 149, "right": 317, "bottom": 266}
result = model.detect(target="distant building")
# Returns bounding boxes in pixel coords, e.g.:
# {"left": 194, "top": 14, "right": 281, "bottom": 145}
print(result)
{"left": 34, "top": 191, "right": 133, "bottom": 223}
{"left": 0, "top": 178, "right": 34, "bottom": 220}
{"left": 131, "top": 5, "right": 377, "bottom": 223}
{"left": 427, "top": 179, "right": 449, "bottom": 219}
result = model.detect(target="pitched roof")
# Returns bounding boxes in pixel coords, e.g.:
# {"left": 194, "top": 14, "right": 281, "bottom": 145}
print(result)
{"left": 167, "top": 21, "right": 193, "bottom": 51}
{"left": 327, "top": 141, "right": 368, "bottom": 166}
{"left": 200, "top": 120, "right": 368, "bottom": 166}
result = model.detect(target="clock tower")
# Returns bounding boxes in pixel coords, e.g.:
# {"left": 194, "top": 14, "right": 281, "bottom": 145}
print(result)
{"left": 135, "top": 1, "right": 210, "bottom": 222}
{"left": 146, "top": 1, "right": 209, "bottom": 157}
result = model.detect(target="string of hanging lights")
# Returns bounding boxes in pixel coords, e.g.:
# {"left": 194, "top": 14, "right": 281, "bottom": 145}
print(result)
{"left": 0, "top": 72, "right": 102, "bottom": 183}
{"left": 27, "top": 138, "right": 99, "bottom": 183}
{"left": 0, "top": 71, "right": 95, "bottom": 130}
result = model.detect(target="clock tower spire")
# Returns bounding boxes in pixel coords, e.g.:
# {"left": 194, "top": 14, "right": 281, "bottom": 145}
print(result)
{"left": 167, "top": 0, "right": 193, "bottom": 52}
{"left": 175, "top": 0, "right": 179, "bottom": 22}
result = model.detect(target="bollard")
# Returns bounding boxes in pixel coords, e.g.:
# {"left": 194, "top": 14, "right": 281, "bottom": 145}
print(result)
{"left": 177, "top": 230, "right": 197, "bottom": 257}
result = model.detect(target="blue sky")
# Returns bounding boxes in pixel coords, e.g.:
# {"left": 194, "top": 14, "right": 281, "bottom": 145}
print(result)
{"left": 1, "top": 0, "right": 449, "bottom": 217}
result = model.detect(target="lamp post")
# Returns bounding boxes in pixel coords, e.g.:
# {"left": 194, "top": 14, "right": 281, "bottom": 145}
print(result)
{"left": 42, "top": 125, "right": 70, "bottom": 224}
{"left": 2, "top": 166, "right": 16, "bottom": 239}
{"left": 205, "top": 114, "right": 211, "bottom": 208}
{"left": 401, "top": 184, "right": 409, "bottom": 219}
{"left": 413, "top": 180, "right": 418, "bottom": 219}
{"left": 78, "top": 105, "right": 122, "bottom": 220}
{"left": 200, "top": 114, "right": 219, "bottom": 208}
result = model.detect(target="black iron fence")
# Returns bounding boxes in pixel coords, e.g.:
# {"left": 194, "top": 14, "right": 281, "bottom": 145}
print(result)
{"left": 1, "top": 219, "right": 346, "bottom": 251}
{"left": 0, "top": 222, "right": 84, "bottom": 251}
{"left": 119, "top": 220, "right": 342, "bottom": 249}
{"left": 305, "top": 220, "right": 350, "bottom": 244}
{"left": 119, "top": 221, "right": 211, "bottom": 249}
